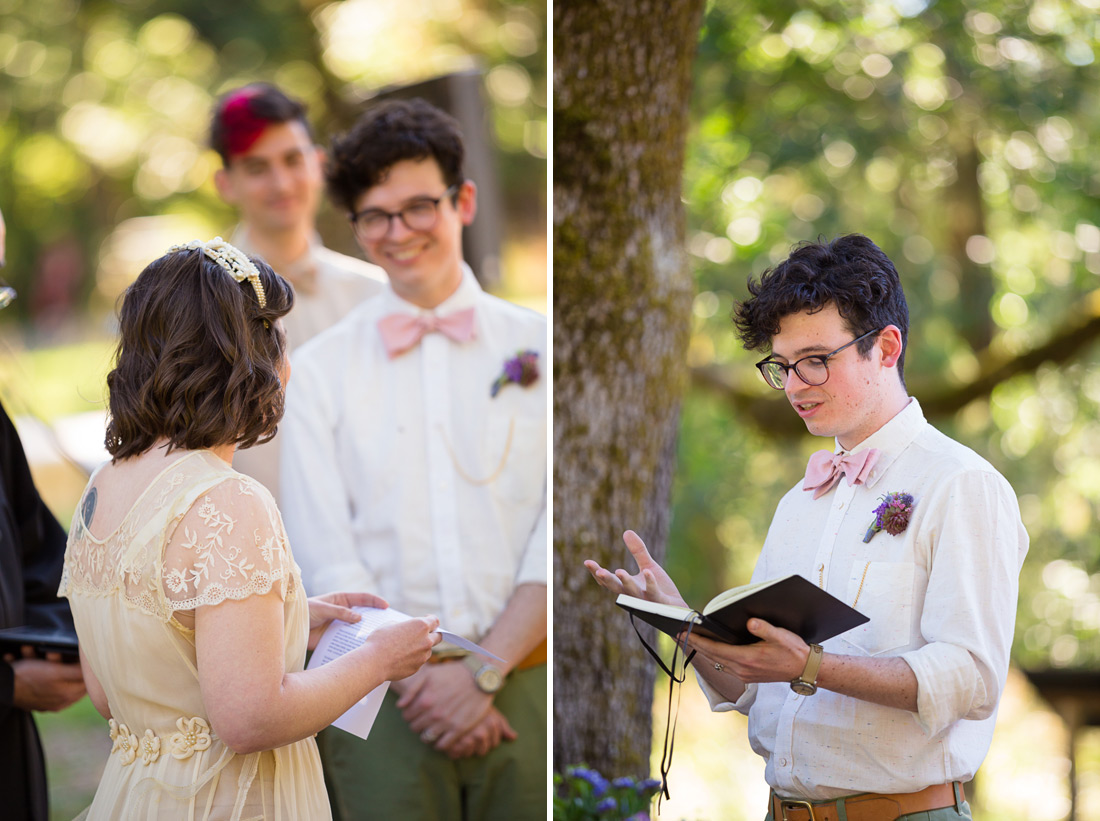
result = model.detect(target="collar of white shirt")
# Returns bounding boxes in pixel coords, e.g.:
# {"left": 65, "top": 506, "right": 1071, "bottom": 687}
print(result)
{"left": 378, "top": 262, "right": 482, "bottom": 320}
{"left": 830, "top": 397, "right": 926, "bottom": 490}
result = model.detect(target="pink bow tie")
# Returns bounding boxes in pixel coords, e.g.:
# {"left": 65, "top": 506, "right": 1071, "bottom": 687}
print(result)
{"left": 802, "top": 448, "right": 880, "bottom": 500}
{"left": 377, "top": 307, "right": 476, "bottom": 359}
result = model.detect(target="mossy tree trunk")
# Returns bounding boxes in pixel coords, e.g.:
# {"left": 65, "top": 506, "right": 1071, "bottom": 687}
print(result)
{"left": 552, "top": 0, "right": 705, "bottom": 779}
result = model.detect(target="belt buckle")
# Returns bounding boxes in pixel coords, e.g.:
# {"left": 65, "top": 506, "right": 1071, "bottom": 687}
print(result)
{"left": 780, "top": 799, "right": 817, "bottom": 821}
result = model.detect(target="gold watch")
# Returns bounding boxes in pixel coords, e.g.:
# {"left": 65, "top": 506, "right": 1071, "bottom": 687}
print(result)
{"left": 790, "top": 643, "right": 823, "bottom": 696}
{"left": 463, "top": 655, "right": 505, "bottom": 694}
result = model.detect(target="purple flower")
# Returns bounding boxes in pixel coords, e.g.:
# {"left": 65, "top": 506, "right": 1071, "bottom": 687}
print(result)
{"left": 612, "top": 776, "right": 636, "bottom": 790}
{"left": 863, "top": 492, "right": 915, "bottom": 543}
{"left": 491, "top": 349, "right": 540, "bottom": 397}
{"left": 568, "top": 767, "right": 610, "bottom": 797}
{"left": 595, "top": 797, "right": 618, "bottom": 813}
{"left": 636, "top": 778, "right": 662, "bottom": 795}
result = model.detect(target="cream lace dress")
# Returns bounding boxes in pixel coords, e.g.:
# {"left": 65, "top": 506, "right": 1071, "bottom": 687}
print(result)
{"left": 59, "top": 450, "right": 331, "bottom": 820}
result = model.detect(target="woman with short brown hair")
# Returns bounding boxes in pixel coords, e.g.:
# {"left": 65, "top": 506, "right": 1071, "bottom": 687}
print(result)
{"left": 60, "top": 239, "right": 439, "bottom": 820}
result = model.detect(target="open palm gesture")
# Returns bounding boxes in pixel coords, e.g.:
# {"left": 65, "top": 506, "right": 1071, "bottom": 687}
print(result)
{"left": 583, "top": 530, "right": 687, "bottom": 608}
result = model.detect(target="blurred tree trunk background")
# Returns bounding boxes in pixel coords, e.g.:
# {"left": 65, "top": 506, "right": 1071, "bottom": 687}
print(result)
{"left": 552, "top": 0, "right": 704, "bottom": 778}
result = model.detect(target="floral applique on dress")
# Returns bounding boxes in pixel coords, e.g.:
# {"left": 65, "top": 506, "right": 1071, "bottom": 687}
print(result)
{"left": 109, "top": 719, "right": 139, "bottom": 766}
{"left": 168, "top": 716, "right": 213, "bottom": 760}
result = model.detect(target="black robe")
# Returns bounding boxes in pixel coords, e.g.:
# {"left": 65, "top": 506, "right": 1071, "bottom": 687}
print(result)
{"left": 0, "top": 400, "right": 73, "bottom": 821}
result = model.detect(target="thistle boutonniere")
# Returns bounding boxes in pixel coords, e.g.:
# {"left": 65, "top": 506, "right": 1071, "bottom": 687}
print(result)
{"left": 490, "top": 349, "right": 539, "bottom": 397}
{"left": 863, "top": 492, "right": 915, "bottom": 543}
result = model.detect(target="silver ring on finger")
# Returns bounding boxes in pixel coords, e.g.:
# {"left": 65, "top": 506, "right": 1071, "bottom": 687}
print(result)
{"left": 421, "top": 729, "right": 439, "bottom": 743}
{"left": 714, "top": 662, "right": 724, "bottom": 672}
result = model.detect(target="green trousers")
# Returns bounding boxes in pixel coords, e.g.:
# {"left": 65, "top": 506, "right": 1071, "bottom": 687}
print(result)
{"left": 319, "top": 665, "right": 546, "bottom": 821}
{"left": 765, "top": 799, "right": 972, "bottom": 820}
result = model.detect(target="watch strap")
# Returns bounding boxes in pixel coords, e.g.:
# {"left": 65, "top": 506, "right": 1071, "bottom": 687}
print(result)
{"left": 798, "top": 643, "right": 823, "bottom": 687}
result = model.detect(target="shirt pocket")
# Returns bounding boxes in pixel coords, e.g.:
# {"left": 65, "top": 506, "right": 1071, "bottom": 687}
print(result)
{"left": 481, "top": 406, "right": 545, "bottom": 505}
{"left": 843, "top": 561, "right": 914, "bottom": 656}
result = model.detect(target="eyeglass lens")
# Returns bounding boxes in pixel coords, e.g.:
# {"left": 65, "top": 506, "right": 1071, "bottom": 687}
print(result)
{"left": 759, "top": 327, "right": 881, "bottom": 390}
{"left": 356, "top": 201, "right": 439, "bottom": 239}
{"left": 761, "top": 358, "right": 828, "bottom": 388}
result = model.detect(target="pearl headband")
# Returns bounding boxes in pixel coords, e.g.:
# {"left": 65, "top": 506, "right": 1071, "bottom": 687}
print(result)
{"left": 166, "top": 237, "right": 267, "bottom": 310}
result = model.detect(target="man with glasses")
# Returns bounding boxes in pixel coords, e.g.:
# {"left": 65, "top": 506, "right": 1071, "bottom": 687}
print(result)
{"left": 587, "top": 234, "right": 1027, "bottom": 820}
{"left": 209, "top": 83, "right": 386, "bottom": 506}
{"left": 281, "top": 99, "right": 546, "bottom": 820}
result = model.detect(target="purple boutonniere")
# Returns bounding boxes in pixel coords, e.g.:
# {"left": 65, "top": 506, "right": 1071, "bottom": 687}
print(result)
{"left": 491, "top": 349, "right": 539, "bottom": 397}
{"left": 863, "top": 492, "right": 915, "bottom": 543}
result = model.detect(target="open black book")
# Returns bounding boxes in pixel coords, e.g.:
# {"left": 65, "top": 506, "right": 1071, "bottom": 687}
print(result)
{"left": 616, "top": 573, "right": 868, "bottom": 646}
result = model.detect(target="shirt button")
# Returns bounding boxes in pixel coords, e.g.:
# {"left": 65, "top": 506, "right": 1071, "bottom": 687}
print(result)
{"left": 778, "top": 757, "right": 788, "bottom": 768}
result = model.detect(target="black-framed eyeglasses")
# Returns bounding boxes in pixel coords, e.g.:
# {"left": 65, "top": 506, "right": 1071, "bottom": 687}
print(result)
{"left": 349, "top": 182, "right": 462, "bottom": 241}
{"left": 755, "top": 327, "right": 883, "bottom": 390}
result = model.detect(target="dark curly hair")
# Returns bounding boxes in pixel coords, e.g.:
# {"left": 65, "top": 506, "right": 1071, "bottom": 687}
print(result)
{"left": 733, "top": 234, "right": 910, "bottom": 385}
{"left": 326, "top": 98, "right": 465, "bottom": 213}
{"left": 210, "top": 83, "right": 312, "bottom": 166}
{"left": 105, "top": 247, "right": 294, "bottom": 461}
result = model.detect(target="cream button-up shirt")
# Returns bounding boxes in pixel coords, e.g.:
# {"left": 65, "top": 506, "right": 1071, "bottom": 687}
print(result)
{"left": 699, "top": 399, "right": 1028, "bottom": 800}
{"left": 229, "top": 229, "right": 386, "bottom": 507}
{"left": 279, "top": 266, "right": 546, "bottom": 640}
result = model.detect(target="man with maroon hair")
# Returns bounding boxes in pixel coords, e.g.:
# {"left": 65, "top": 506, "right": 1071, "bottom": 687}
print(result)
{"left": 210, "top": 83, "right": 385, "bottom": 505}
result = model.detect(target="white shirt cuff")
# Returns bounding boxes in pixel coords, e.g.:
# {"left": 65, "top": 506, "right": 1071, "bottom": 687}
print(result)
{"left": 694, "top": 667, "right": 756, "bottom": 714}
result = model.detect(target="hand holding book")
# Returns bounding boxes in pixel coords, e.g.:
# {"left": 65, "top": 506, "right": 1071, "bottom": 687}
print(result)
{"left": 683, "top": 616, "right": 817, "bottom": 687}
{"left": 615, "top": 573, "right": 868, "bottom": 647}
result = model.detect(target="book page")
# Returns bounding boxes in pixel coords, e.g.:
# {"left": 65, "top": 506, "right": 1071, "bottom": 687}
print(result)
{"left": 306, "top": 607, "right": 506, "bottom": 740}
{"left": 615, "top": 595, "right": 697, "bottom": 621}
{"left": 703, "top": 576, "right": 788, "bottom": 614}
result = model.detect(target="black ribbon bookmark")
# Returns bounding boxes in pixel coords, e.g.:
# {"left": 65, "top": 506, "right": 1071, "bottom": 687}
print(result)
{"left": 629, "top": 612, "right": 698, "bottom": 811}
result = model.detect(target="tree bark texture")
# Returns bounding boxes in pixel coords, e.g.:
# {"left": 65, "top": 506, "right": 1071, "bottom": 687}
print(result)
{"left": 553, "top": 0, "right": 705, "bottom": 778}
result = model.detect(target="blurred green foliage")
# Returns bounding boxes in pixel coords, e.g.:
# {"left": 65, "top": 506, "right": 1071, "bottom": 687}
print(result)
{"left": 669, "top": 0, "right": 1100, "bottom": 672}
{"left": 0, "top": 0, "right": 546, "bottom": 327}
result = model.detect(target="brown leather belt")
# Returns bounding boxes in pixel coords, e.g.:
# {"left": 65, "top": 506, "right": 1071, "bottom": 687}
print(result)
{"left": 428, "top": 637, "right": 547, "bottom": 671}
{"left": 770, "top": 782, "right": 964, "bottom": 821}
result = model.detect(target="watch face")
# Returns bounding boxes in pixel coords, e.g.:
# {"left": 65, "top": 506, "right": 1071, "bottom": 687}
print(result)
{"left": 790, "top": 679, "right": 817, "bottom": 696}
{"left": 476, "top": 666, "right": 504, "bottom": 693}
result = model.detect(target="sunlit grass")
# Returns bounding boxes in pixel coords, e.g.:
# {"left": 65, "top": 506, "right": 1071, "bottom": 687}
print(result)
{"left": 37, "top": 697, "right": 110, "bottom": 820}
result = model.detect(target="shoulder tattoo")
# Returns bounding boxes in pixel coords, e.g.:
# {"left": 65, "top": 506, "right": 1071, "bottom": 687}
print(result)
{"left": 81, "top": 487, "right": 97, "bottom": 528}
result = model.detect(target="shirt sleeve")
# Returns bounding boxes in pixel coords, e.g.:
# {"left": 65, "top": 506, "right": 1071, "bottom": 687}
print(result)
{"left": 1, "top": 401, "right": 72, "bottom": 717}
{"left": 900, "top": 468, "right": 1027, "bottom": 736}
{"left": 0, "top": 402, "right": 71, "bottom": 631}
{"left": 280, "top": 345, "right": 378, "bottom": 596}
{"left": 694, "top": 670, "right": 758, "bottom": 714}
{"left": 514, "top": 474, "right": 547, "bottom": 586}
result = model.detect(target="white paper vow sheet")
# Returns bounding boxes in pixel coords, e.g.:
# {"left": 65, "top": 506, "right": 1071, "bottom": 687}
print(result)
{"left": 307, "top": 606, "right": 506, "bottom": 739}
